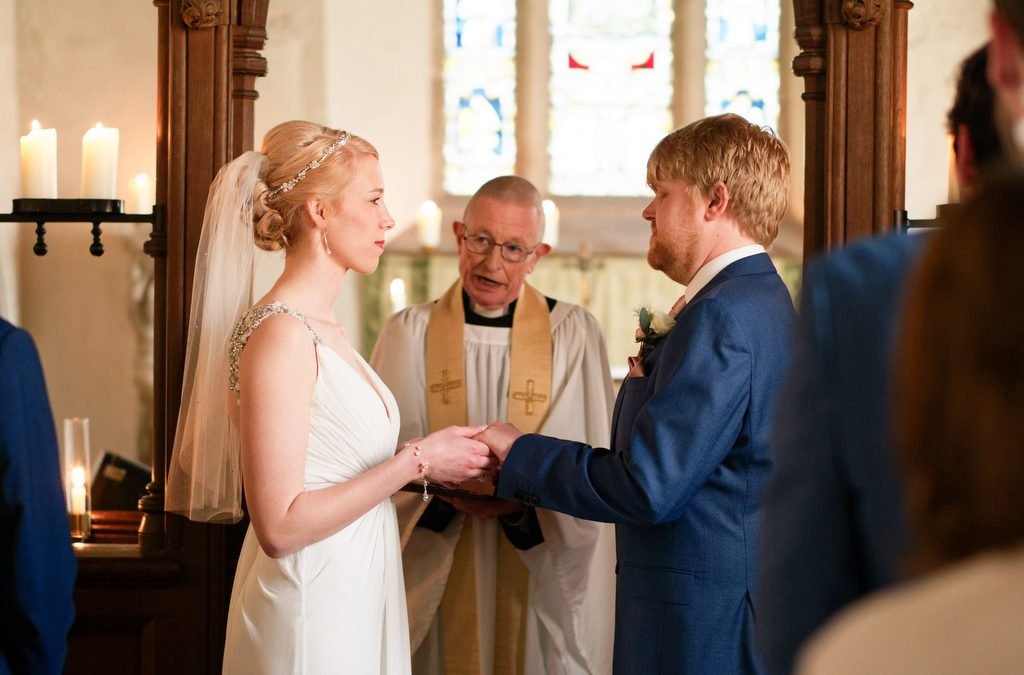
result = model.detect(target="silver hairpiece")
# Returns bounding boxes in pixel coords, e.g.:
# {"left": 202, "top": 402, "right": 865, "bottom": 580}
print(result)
{"left": 267, "top": 131, "right": 349, "bottom": 198}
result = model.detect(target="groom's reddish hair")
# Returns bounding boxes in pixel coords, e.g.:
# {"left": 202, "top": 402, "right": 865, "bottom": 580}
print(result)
{"left": 646, "top": 114, "right": 790, "bottom": 247}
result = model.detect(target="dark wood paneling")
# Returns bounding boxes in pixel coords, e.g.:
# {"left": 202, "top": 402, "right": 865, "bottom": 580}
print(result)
{"left": 793, "top": 0, "right": 915, "bottom": 258}
{"left": 68, "top": 1, "right": 269, "bottom": 672}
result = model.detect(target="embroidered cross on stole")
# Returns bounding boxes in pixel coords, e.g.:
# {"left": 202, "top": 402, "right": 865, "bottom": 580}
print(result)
{"left": 424, "top": 279, "right": 553, "bottom": 675}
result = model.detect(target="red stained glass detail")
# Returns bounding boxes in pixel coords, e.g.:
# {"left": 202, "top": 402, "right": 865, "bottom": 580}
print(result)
{"left": 568, "top": 53, "right": 590, "bottom": 69}
{"left": 631, "top": 52, "right": 655, "bottom": 70}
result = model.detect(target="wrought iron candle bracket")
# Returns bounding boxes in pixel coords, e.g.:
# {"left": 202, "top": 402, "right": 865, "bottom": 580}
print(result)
{"left": 894, "top": 204, "right": 957, "bottom": 233}
{"left": 0, "top": 199, "right": 167, "bottom": 259}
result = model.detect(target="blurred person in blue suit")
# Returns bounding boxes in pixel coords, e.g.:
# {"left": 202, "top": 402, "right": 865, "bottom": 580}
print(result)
{"left": 0, "top": 317, "right": 76, "bottom": 675}
{"left": 478, "top": 113, "right": 795, "bottom": 674}
{"left": 799, "top": 163, "right": 1024, "bottom": 675}
{"left": 756, "top": 43, "right": 1005, "bottom": 675}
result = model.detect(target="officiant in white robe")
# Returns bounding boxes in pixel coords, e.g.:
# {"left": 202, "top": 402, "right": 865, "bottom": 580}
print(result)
{"left": 371, "top": 176, "right": 615, "bottom": 675}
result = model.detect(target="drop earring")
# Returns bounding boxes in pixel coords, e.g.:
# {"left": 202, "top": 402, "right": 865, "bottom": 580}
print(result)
{"left": 321, "top": 227, "right": 332, "bottom": 255}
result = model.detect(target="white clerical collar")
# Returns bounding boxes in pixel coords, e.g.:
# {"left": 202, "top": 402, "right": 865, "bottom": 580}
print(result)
{"left": 469, "top": 301, "right": 510, "bottom": 319}
{"left": 684, "top": 244, "right": 765, "bottom": 302}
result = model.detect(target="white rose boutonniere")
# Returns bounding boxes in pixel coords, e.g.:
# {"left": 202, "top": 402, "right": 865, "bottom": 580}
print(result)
{"left": 635, "top": 305, "right": 676, "bottom": 355}
{"left": 627, "top": 302, "right": 682, "bottom": 378}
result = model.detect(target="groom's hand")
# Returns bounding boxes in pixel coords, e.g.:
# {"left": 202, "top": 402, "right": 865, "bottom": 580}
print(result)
{"left": 474, "top": 422, "right": 522, "bottom": 463}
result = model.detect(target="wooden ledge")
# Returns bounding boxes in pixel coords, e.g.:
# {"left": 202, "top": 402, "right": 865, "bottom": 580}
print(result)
{"left": 73, "top": 543, "right": 182, "bottom": 587}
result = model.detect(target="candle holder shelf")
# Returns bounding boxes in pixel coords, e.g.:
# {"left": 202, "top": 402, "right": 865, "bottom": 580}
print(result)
{"left": 0, "top": 198, "right": 166, "bottom": 258}
{"left": 895, "top": 203, "right": 959, "bottom": 233}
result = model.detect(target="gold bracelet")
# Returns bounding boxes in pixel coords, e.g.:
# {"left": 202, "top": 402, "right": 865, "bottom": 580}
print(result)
{"left": 413, "top": 446, "right": 430, "bottom": 502}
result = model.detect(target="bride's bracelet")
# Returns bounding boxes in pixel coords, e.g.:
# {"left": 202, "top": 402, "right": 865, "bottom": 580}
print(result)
{"left": 412, "top": 445, "right": 430, "bottom": 502}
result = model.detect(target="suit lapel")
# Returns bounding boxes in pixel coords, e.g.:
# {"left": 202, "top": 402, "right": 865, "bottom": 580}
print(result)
{"left": 610, "top": 254, "right": 776, "bottom": 449}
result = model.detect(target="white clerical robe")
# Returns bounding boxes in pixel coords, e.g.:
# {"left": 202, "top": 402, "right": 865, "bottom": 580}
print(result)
{"left": 371, "top": 299, "right": 616, "bottom": 675}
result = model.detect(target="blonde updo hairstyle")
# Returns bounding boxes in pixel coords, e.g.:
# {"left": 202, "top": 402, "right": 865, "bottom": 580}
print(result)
{"left": 253, "top": 121, "right": 378, "bottom": 251}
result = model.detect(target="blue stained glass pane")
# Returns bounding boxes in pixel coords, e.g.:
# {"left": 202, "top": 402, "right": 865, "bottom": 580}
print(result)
{"left": 443, "top": 0, "right": 518, "bottom": 195}
{"left": 704, "top": 0, "right": 780, "bottom": 132}
{"left": 548, "top": 0, "right": 675, "bottom": 196}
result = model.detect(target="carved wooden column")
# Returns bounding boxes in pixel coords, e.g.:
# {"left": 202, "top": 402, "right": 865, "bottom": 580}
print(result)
{"left": 158, "top": 0, "right": 267, "bottom": 671}
{"left": 66, "top": 3, "right": 270, "bottom": 674}
{"left": 155, "top": 0, "right": 268, "bottom": 552}
{"left": 793, "top": 0, "right": 914, "bottom": 259}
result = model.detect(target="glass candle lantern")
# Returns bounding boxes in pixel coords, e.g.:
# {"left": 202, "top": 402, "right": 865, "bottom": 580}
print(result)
{"left": 64, "top": 417, "right": 92, "bottom": 541}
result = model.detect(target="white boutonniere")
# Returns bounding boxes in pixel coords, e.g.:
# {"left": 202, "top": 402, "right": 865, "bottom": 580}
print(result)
{"left": 635, "top": 305, "right": 676, "bottom": 352}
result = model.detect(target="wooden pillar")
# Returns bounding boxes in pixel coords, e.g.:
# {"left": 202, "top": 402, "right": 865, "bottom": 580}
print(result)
{"left": 68, "top": 3, "right": 269, "bottom": 675}
{"left": 158, "top": 1, "right": 269, "bottom": 671}
{"left": 793, "top": 0, "right": 914, "bottom": 259}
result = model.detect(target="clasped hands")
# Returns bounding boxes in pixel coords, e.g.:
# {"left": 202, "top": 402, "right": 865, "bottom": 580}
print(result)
{"left": 400, "top": 422, "right": 525, "bottom": 519}
{"left": 443, "top": 421, "right": 524, "bottom": 518}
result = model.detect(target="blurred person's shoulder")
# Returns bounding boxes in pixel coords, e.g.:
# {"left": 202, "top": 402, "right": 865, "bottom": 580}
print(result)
{"left": 797, "top": 544, "right": 1024, "bottom": 675}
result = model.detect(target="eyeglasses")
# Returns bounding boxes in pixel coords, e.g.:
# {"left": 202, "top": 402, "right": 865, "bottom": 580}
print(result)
{"left": 461, "top": 234, "right": 538, "bottom": 263}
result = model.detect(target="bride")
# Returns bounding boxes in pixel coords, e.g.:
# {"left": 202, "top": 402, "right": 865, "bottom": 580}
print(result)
{"left": 166, "top": 120, "right": 493, "bottom": 674}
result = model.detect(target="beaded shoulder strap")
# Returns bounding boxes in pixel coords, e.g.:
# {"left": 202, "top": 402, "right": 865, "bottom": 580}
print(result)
{"left": 228, "top": 301, "right": 324, "bottom": 396}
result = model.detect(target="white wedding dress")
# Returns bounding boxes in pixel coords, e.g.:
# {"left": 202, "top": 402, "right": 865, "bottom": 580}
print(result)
{"left": 222, "top": 303, "right": 410, "bottom": 674}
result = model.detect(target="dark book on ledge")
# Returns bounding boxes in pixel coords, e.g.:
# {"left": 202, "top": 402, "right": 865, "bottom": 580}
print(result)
{"left": 399, "top": 480, "right": 496, "bottom": 500}
{"left": 92, "top": 452, "right": 152, "bottom": 511}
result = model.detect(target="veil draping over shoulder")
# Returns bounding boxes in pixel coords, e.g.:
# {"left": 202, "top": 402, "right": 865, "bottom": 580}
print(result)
{"left": 165, "top": 151, "right": 266, "bottom": 523}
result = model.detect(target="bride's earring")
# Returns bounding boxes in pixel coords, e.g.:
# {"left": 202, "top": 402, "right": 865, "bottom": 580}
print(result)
{"left": 321, "top": 227, "right": 332, "bottom": 255}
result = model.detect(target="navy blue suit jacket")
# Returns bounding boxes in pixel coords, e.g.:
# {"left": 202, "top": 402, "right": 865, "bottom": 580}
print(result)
{"left": 496, "top": 254, "right": 794, "bottom": 674}
{"left": 757, "top": 233, "right": 928, "bottom": 675}
{"left": 0, "top": 319, "right": 76, "bottom": 675}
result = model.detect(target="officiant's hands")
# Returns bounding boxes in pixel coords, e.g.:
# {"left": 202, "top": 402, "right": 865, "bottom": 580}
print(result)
{"left": 474, "top": 422, "right": 523, "bottom": 463}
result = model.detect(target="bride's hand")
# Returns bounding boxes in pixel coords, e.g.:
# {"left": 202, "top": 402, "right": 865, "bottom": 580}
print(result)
{"left": 407, "top": 425, "right": 493, "bottom": 485}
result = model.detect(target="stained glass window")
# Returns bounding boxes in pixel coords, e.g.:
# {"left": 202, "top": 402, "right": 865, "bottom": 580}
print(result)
{"left": 440, "top": 0, "right": 783, "bottom": 197}
{"left": 442, "top": 0, "right": 518, "bottom": 195}
{"left": 547, "top": 0, "right": 674, "bottom": 196}
{"left": 704, "top": 0, "right": 781, "bottom": 131}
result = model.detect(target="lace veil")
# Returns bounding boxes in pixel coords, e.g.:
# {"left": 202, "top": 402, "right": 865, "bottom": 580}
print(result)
{"left": 165, "top": 151, "right": 266, "bottom": 523}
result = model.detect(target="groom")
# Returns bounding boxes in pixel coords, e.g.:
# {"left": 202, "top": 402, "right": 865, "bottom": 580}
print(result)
{"left": 478, "top": 113, "right": 795, "bottom": 674}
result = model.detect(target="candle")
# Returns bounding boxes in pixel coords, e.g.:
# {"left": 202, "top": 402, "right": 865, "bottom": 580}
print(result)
{"left": 542, "top": 199, "right": 560, "bottom": 248}
{"left": 81, "top": 123, "right": 120, "bottom": 199}
{"left": 947, "top": 134, "right": 959, "bottom": 204}
{"left": 416, "top": 200, "right": 442, "bottom": 250}
{"left": 130, "top": 172, "right": 153, "bottom": 213}
{"left": 70, "top": 465, "right": 87, "bottom": 515}
{"left": 19, "top": 120, "right": 58, "bottom": 198}
{"left": 389, "top": 278, "right": 407, "bottom": 313}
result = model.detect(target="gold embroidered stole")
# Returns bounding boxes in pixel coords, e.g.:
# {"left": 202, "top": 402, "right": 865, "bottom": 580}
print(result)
{"left": 425, "top": 280, "right": 552, "bottom": 675}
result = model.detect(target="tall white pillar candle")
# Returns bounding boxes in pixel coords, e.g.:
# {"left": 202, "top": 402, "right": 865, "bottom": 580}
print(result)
{"left": 130, "top": 173, "right": 154, "bottom": 213}
{"left": 69, "top": 465, "right": 87, "bottom": 515}
{"left": 389, "top": 278, "right": 408, "bottom": 313}
{"left": 81, "top": 123, "right": 120, "bottom": 199}
{"left": 542, "top": 199, "right": 560, "bottom": 248}
{"left": 416, "top": 200, "right": 442, "bottom": 250}
{"left": 19, "top": 120, "right": 58, "bottom": 198}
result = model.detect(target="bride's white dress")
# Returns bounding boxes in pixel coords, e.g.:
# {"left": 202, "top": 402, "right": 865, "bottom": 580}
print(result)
{"left": 222, "top": 303, "right": 410, "bottom": 675}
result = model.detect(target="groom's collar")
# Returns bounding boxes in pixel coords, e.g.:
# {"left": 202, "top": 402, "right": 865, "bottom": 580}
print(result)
{"left": 684, "top": 244, "right": 766, "bottom": 302}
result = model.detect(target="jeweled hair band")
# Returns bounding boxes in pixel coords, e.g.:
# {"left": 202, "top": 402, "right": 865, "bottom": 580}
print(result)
{"left": 266, "top": 131, "right": 349, "bottom": 198}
